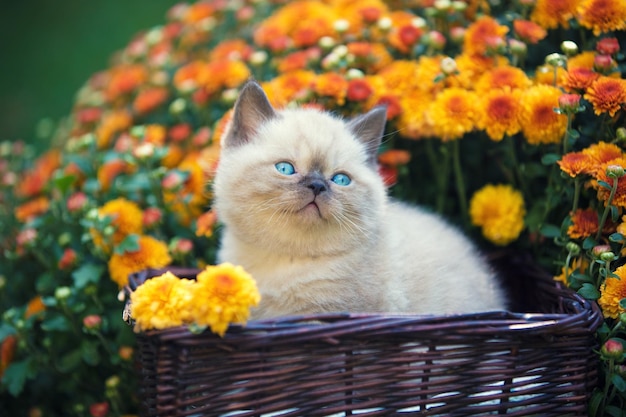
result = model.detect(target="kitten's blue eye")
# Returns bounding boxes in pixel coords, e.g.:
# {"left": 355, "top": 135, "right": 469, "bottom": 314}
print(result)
{"left": 331, "top": 173, "right": 351, "bottom": 186}
{"left": 275, "top": 161, "right": 295, "bottom": 175}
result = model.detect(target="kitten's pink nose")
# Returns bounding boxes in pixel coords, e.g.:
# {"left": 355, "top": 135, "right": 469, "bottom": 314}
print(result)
{"left": 307, "top": 179, "right": 327, "bottom": 196}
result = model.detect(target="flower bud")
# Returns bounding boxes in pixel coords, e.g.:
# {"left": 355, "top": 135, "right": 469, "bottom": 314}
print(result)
{"left": 67, "top": 192, "right": 88, "bottom": 213}
{"left": 58, "top": 248, "right": 78, "bottom": 270}
{"left": 440, "top": 57, "right": 458, "bottom": 75}
{"left": 594, "top": 54, "right": 616, "bottom": 73}
{"left": 142, "top": 207, "right": 162, "bottom": 229}
{"left": 133, "top": 142, "right": 155, "bottom": 160}
{"left": 565, "top": 242, "right": 581, "bottom": 256}
{"left": 377, "top": 17, "right": 392, "bottom": 31}
{"left": 596, "top": 37, "right": 620, "bottom": 55}
{"left": 601, "top": 338, "right": 624, "bottom": 360}
{"left": 359, "top": 6, "right": 382, "bottom": 23}
{"left": 89, "top": 402, "right": 109, "bottom": 417}
{"left": 162, "top": 170, "right": 186, "bottom": 190}
{"left": 560, "top": 40, "right": 578, "bottom": 57}
{"left": 592, "top": 244, "right": 612, "bottom": 258}
{"left": 545, "top": 53, "right": 567, "bottom": 67}
{"left": 83, "top": 314, "right": 102, "bottom": 330}
{"left": 333, "top": 19, "right": 350, "bottom": 33}
{"left": 55, "top": 287, "right": 71, "bottom": 300}
{"left": 434, "top": 0, "right": 451, "bottom": 10}
{"left": 558, "top": 93, "right": 582, "bottom": 114}
{"left": 249, "top": 50, "right": 268, "bottom": 66}
{"left": 617, "top": 127, "right": 626, "bottom": 143}
{"left": 170, "top": 237, "right": 194, "bottom": 259}
{"left": 119, "top": 346, "right": 134, "bottom": 361}
{"left": 600, "top": 251, "right": 616, "bottom": 262}
{"left": 105, "top": 375, "right": 120, "bottom": 389}
{"left": 508, "top": 39, "right": 527, "bottom": 56}
{"left": 606, "top": 164, "right": 625, "bottom": 179}
{"left": 424, "top": 31, "right": 446, "bottom": 50}
{"left": 450, "top": 27, "right": 466, "bottom": 44}
{"left": 169, "top": 98, "right": 187, "bottom": 115}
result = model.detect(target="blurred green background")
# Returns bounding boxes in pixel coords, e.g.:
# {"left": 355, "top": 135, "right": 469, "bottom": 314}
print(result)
{"left": 0, "top": 1, "right": 175, "bottom": 150}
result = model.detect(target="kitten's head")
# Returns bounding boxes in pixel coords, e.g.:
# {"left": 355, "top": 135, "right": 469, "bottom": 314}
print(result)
{"left": 213, "top": 80, "right": 388, "bottom": 256}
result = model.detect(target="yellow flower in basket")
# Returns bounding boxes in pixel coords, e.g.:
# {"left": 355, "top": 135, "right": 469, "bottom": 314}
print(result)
{"left": 130, "top": 263, "right": 260, "bottom": 337}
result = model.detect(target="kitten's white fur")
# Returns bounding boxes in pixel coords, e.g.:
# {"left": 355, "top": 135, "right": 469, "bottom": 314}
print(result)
{"left": 213, "top": 81, "right": 507, "bottom": 319}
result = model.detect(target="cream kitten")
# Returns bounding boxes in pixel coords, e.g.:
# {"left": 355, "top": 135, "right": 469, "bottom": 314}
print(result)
{"left": 213, "top": 81, "right": 507, "bottom": 319}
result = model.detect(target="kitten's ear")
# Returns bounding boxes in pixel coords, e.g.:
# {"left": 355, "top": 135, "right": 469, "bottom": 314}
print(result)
{"left": 223, "top": 80, "right": 277, "bottom": 148}
{"left": 347, "top": 106, "right": 387, "bottom": 166}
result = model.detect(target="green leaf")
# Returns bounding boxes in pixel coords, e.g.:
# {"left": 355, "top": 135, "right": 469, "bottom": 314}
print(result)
{"left": 41, "top": 314, "right": 71, "bottom": 332}
{"left": 582, "top": 236, "right": 597, "bottom": 250}
{"left": 72, "top": 263, "right": 104, "bottom": 289}
{"left": 612, "top": 374, "right": 626, "bottom": 393}
{"left": 52, "top": 173, "right": 76, "bottom": 195}
{"left": 578, "top": 283, "right": 600, "bottom": 300}
{"left": 114, "top": 234, "right": 140, "bottom": 255}
{"left": 568, "top": 129, "right": 580, "bottom": 140}
{"left": 609, "top": 233, "right": 624, "bottom": 242}
{"left": 597, "top": 180, "right": 613, "bottom": 190}
{"left": 539, "top": 224, "right": 561, "bottom": 238}
{"left": 605, "top": 405, "right": 626, "bottom": 417}
{"left": 81, "top": 341, "right": 100, "bottom": 366}
{"left": 541, "top": 153, "right": 561, "bottom": 166}
{"left": 0, "top": 323, "right": 16, "bottom": 341}
{"left": 620, "top": 298, "right": 626, "bottom": 309}
{"left": 36, "top": 271, "right": 57, "bottom": 293}
{"left": 611, "top": 205, "right": 620, "bottom": 222}
{"left": 2, "top": 358, "right": 35, "bottom": 396}
{"left": 57, "top": 349, "right": 82, "bottom": 373}
{"left": 588, "top": 390, "right": 603, "bottom": 417}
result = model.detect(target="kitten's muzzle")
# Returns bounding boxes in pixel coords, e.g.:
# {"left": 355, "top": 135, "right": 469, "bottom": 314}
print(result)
{"left": 302, "top": 175, "right": 328, "bottom": 196}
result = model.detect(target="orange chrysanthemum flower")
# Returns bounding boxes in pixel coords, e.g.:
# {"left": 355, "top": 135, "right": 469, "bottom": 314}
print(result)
{"left": 427, "top": 88, "right": 478, "bottom": 141}
{"left": 534, "top": 64, "right": 568, "bottom": 86}
{"left": 530, "top": 0, "right": 581, "bottom": 29}
{"left": 97, "top": 159, "right": 135, "bottom": 192}
{"left": 196, "top": 210, "right": 218, "bottom": 238}
{"left": 567, "top": 208, "right": 600, "bottom": 239}
{"left": 105, "top": 64, "right": 148, "bottom": 101}
{"left": 261, "top": 70, "right": 316, "bottom": 106}
{"left": 173, "top": 61, "right": 210, "bottom": 91}
{"left": 133, "top": 87, "right": 169, "bottom": 115}
{"left": 96, "top": 110, "right": 133, "bottom": 149}
{"left": 378, "top": 149, "right": 412, "bottom": 166}
{"left": 567, "top": 51, "right": 597, "bottom": 70}
{"left": 452, "top": 53, "right": 509, "bottom": 89}
{"left": 584, "top": 76, "right": 626, "bottom": 117}
{"left": 108, "top": 235, "right": 171, "bottom": 287}
{"left": 313, "top": 73, "right": 348, "bottom": 105}
{"left": 91, "top": 198, "right": 144, "bottom": 254}
{"left": 183, "top": 2, "right": 215, "bottom": 23}
{"left": 520, "top": 85, "right": 567, "bottom": 145}
{"left": 396, "top": 90, "right": 434, "bottom": 139}
{"left": 475, "top": 66, "right": 532, "bottom": 92}
{"left": 599, "top": 264, "right": 626, "bottom": 318}
{"left": 558, "top": 151, "right": 596, "bottom": 177}
{"left": 476, "top": 89, "right": 522, "bottom": 141}
{"left": 16, "top": 149, "right": 61, "bottom": 198}
{"left": 577, "top": 0, "right": 626, "bottom": 35}
{"left": 209, "top": 39, "right": 254, "bottom": 61}
{"left": 346, "top": 42, "right": 393, "bottom": 73}
{"left": 24, "top": 295, "right": 46, "bottom": 319}
{"left": 203, "top": 60, "right": 251, "bottom": 95}
{"left": 513, "top": 19, "right": 547, "bottom": 44}
{"left": 582, "top": 141, "right": 624, "bottom": 168}
{"left": 462, "top": 16, "right": 509, "bottom": 57}
{"left": 560, "top": 67, "right": 600, "bottom": 92}
{"left": 593, "top": 158, "right": 626, "bottom": 208}
{"left": 15, "top": 196, "right": 50, "bottom": 223}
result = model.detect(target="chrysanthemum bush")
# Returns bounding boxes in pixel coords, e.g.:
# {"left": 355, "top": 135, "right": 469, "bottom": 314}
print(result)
{"left": 1, "top": 0, "right": 625, "bottom": 415}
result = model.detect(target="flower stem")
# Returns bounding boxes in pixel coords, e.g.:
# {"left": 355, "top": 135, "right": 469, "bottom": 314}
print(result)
{"left": 563, "top": 114, "right": 573, "bottom": 154}
{"left": 596, "top": 177, "right": 619, "bottom": 241}
{"left": 425, "top": 139, "right": 450, "bottom": 213}
{"left": 572, "top": 177, "right": 581, "bottom": 213}
{"left": 451, "top": 140, "right": 468, "bottom": 226}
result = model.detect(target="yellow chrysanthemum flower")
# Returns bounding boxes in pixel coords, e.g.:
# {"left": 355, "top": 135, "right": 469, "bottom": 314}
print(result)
{"left": 599, "top": 264, "right": 626, "bottom": 319}
{"left": 554, "top": 256, "right": 589, "bottom": 285}
{"left": 108, "top": 235, "right": 172, "bottom": 287}
{"left": 192, "top": 263, "right": 261, "bottom": 337}
{"left": 427, "top": 88, "right": 478, "bottom": 141}
{"left": 469, "top": 184, "right": 526, "bottom": 246}
{"left": 520, "top": 85, "right": 567, "bottom": 145}
{"left": 130, "top": 272, "right": 196, "bottom": 331}
{"left": 90, "top": 198, "right": 144, "bottom": 254}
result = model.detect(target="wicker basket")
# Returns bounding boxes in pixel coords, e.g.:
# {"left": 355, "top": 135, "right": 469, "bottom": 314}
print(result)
{"left": 125, "top": 255, "right": 602, "bottom": 417}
